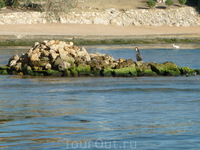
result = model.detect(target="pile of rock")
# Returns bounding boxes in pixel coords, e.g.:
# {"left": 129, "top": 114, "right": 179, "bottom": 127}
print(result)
{"left": 0, "top": 12, "right": 46, "bottom": 25}
{"left": 0, "top": 40, "right": 198, "bottom": 77}
{"left": 2, "top": 40, "right": 134, "bottom": 76}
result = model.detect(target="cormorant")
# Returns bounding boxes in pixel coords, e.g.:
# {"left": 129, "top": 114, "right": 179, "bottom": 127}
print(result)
{"left": 134, "top": 47, "right": 143, "bottom": 61}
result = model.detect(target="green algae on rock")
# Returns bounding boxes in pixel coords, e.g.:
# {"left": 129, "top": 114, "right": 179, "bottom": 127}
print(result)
{"left": 150, "top": 62, "right": 181, "bottom": 76}
{"left": 0, "top": 40, "right": 199, "bottom": 77}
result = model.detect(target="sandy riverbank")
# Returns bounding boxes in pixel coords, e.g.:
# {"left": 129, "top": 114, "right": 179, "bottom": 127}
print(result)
{"left": 0, "top": 23, "right": 200, "bottom": 35}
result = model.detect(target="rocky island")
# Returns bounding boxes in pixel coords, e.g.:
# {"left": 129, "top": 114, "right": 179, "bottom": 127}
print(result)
{"left": 0, "top": 40, "right": 199, "bottom": 77}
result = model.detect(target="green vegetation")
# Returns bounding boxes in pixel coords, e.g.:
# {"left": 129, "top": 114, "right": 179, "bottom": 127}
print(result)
{"left": 150, "top": 62, "right": 181, "bottom": 76}
{"left": 0, "top": 0, "right": 5, "bottom": 9}
{"left": 0, "top": 69, "right": 8, "bottom": 75}
{"left": 0, "top": 37, "right": 200, "bottom": 46}
{"left": 76, "top": 64, "right": 91, "bottom": 76}
{"left": 113, "top": 67, "right": 137, "bottom": 77}
{"left": 1, "top": 61, "right": 199, "bottom": 77}
{"left": 178, "top": 0, "right": 187, "bottom": 6}
{"left": 199, "top": 0, "right": 200, "bottom": 8}
{"left": 102, "top": 68, "right": 113, "bottom": 77}
{"left": 179, "top": 66, "right": 195, "bottom": 75}
{"left": 137, "top": 68, "right": 157, "bottom": 76}
{"left": 146, "top": 0, "right": 156, "bottom": 8}
{"left": 5, "top": 0, "right": 20, "bottom": 7}
{"left": 165, "top": 0, "right": 174, "bottom": 7}
{"left": 43, "top": 69, "right": 63, "bottom": 76}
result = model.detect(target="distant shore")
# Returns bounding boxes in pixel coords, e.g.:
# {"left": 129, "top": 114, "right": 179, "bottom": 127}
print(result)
{"left": 0, "top": 23, "right": 200, "bottom": 46}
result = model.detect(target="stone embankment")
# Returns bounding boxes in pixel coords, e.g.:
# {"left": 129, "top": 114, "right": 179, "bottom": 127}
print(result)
{"left": 0, "top": 40, "right": 199, "bottom": 77}
{"left": 0, "top": 7, "right": 200, "bottom": 26}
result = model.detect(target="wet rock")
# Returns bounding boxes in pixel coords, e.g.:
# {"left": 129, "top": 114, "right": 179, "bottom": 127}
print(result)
{"left": 76, "top": 64, "right": 91, "bottom": 76}
{"left": 113, "top": 67, "right": 137, "bottom": 77}
{"left": 137, "top": 68, "right": 157, "bottom": 76}
{"left": 150, "top": 62, "right": 181, "bottom": 76}
{"left": 195, "top": 69, "right": 200, "bottom": 75}
{"left": 0, "top": 70, "right": 8, "bottom": 75}
{"left": 102, "top": 68, "right": 113, "bottom": 77}
{"left": 115, "top": 59, "right": 135, "bottom": 69}
{"left": 180, "top": 66, "right": 195, "bottom": 75}
{"left": 44, "top": 69, "right": 63, "bottom": 76}
{"left": 1, "top": 40, "right": 199, "bottom": 77}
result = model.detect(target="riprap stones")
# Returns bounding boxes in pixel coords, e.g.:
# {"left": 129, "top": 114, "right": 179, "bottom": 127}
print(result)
{"left": 0, "top": 40, "right": 198, "bottom": 77}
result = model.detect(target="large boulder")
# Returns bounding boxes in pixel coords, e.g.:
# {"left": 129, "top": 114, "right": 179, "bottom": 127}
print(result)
{"left": 150, "top": 62, "right": 181, "bottom": 76}
{"left": 180, "top": 66, "right": 195, "bottom": 75}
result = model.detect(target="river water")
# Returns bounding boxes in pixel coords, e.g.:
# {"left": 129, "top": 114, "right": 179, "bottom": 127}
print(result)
{"left": 0, "top": 44, "right": 200, "bottom": 150}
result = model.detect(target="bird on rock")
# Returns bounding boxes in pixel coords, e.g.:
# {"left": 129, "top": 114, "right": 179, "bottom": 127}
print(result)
{"left": 134, "top": 47, "right": 143, "bottom": 61}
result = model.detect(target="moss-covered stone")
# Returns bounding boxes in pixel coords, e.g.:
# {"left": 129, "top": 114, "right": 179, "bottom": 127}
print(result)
{"left": 137, "top": 68, "right": 157, "bottom": 76}
{"left": 179, "top": 66, "right": 195, "bottom": 75}
{"left": 76, "top": 64, "right": 91, "bottom": 76}
{"left": 163, "top": 62, "right": 179, "bottom": 70}
{"left": 0, "top": 66, "right": 9, "bottom": 70}
{"left": 91, "top": 66, "right": 101, "bottom": 77}
{"left": 22, "top": 65, "right": 33, "bottom": 75}
{"left": 18, "top": 72, "right": 24, "bottom": 75}
{"left": 69, "top": 67, "right": 78, "bottom": 77}
{"left": 30, "top": 72, "right": 44, "bottom": 76}
{"left": 150, "top": 63, "right": 166, "bottom": 75}
{"left": 113, "top": 67, "right": 137, "bottom": 77}
{"left": 150, "top": 62, "right": 181, "bottom": 76}
{"left": 102, "top": 69, "right": 113, "bottom": 77}
{"left": 195, "top": 69, "right": 200, "bottom": 75}
{"left": 11, "top": 71, "right": 18, "bottom": 75}
{"left": 0, "top": 70, "right": 8, "bottom": 75}
{"left": 163, "top": 62, "right": 181, "bottom": 76}
{"left": 63, "top": 70, "right": 71, "bottom": 77}
{"left": 44, "top": 69, "right": 63, "bottom": 76}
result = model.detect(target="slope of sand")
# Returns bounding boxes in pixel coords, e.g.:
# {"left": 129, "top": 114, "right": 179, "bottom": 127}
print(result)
{"left": 0, "top": 23, "right": 200, "bottom": 36}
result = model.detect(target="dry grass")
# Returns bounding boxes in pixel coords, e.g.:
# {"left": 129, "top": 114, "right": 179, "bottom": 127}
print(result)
{"left": 75, "top": 0, "right": 146, "bottom": 11}
{"left": 0, "top": 0, "right": 185, "bottom": 14}
{"left": 73, "top": 0, "right": 182, "bottom": 12}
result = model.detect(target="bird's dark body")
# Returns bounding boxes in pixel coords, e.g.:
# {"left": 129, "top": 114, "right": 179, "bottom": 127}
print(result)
{"left": 134, "top": 47, "right": 143, "bottom": 61}
{"left": 136, "top": 50, "right": 143, "bottom": 61}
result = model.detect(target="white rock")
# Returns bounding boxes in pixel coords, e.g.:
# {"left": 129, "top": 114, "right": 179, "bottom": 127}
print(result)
{"left": 12, "top": 54, "right": 19, "bottom": 61}
{"left": 45, "top": 63, "right": 52, "bottom": 70}
{"left": 9, "top": 60, "right": 17, "bottom": 67}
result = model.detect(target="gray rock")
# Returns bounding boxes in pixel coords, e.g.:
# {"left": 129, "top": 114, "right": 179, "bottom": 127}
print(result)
{"left": 58, "top": 61, "right": 71, "bottom": 71}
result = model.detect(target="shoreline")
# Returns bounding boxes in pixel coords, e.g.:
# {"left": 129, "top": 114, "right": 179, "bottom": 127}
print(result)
{"left": 0, "top": 24, "right": 200, "bottom": 46}
{"left": 0, "top": 33, "right": 200, "bottom": 46}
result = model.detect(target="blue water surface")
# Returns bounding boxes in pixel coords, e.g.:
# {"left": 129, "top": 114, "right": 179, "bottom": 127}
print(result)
{"left": 0, "top": 44, "right": 200, "bottom": 150}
